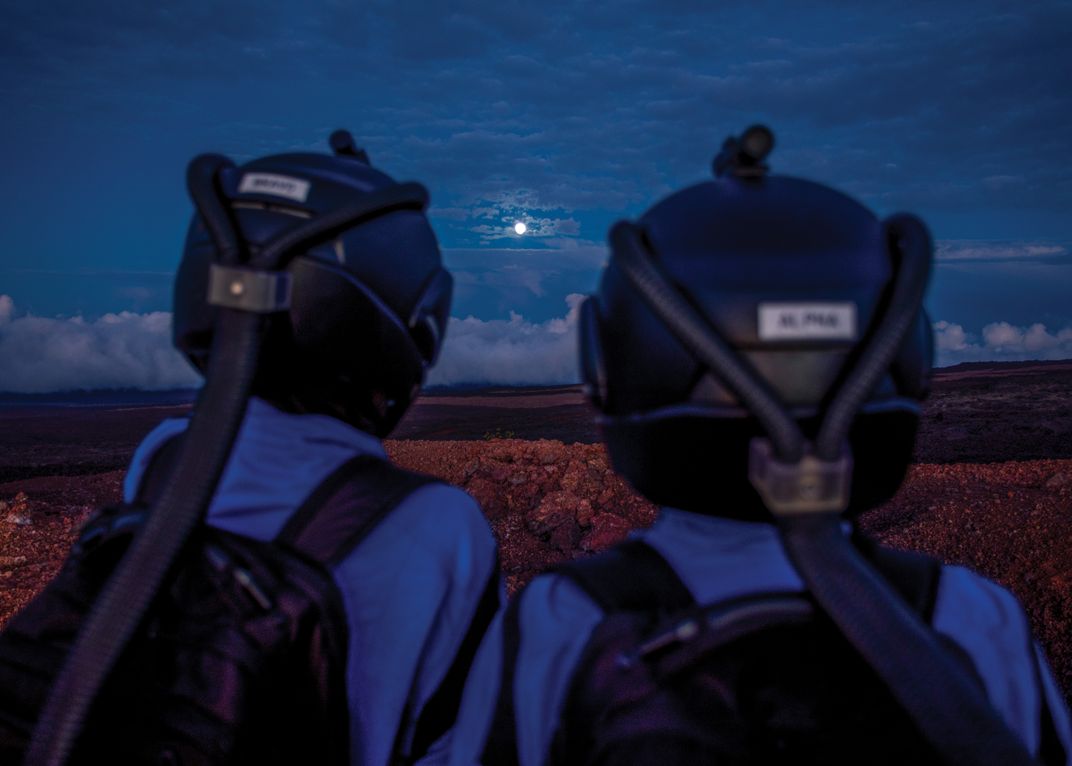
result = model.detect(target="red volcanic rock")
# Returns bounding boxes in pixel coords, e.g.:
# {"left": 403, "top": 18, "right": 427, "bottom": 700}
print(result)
{"left": 0, "top": 473, "right": 120, "bottom": 627}
{"left": 527, "top": 492, "right": 576, "bottom": 536}
{"left": 580, "top": 513, "right": 632, "bottom": 552}
{"left": 1047, "top": 472, "right": 1070, "bottom": 489}
{"left": 3, "top": 443, "right": 1072, "bottom": 702}
{"left": 386, "top": 439, "right": 658, "bottom": 591}
{"left": 858, "top": 459, "right": 1072, "bottom": 695}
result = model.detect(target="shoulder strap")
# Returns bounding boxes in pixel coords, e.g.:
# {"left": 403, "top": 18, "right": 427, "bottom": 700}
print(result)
{"left": 551, "top": 538, "right": 695, "bottom": 614}
{"left": 480, "top": 539, "right": 692, "bottom": 766}
{"left": 851, "top": 532, "right": 942, "bottom": 622}
{"left": 275, "top": 455, "right": 438, "bottom": 566}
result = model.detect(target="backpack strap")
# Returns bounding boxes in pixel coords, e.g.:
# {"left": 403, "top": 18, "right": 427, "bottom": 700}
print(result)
{"left": 851, "top": 532, "right": 942, "bottom": 623}
{"left": 480, "top": 539, "right": 692, "bottom": 766}
{"left": 480, "top": 592, "right": 525, "bottom": 766}
{"left": 274, "top": 455, "right": 436, "bottom": 566}
{"left": 281, "top": 456, "right": 503, "bottom": 765}
{"left": 134, "top": 433, "right": 438, "bottom": 567}
{"left": 405, "top": 563, "right": 501, "bottom": 764}
{"left": 552, "top": 538, "right": 695, "bottom": 614}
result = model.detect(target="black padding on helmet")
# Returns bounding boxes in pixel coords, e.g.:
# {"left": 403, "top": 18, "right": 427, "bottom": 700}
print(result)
{"left": 600, "top": 404, "right": 919, "bottom": 520}
{"left": 173, "top": 140, "right": 451, "bottom": 436}
{"left": 582, "top": 167, "right": 933, "bottom": 519}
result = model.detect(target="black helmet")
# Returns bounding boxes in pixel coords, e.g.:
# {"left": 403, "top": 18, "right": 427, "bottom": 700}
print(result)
{"left": 580, "top": 126, "right": 934, "bottom": 520}
{"left": 173, "top": 131, "right": 452, "bottom": 436}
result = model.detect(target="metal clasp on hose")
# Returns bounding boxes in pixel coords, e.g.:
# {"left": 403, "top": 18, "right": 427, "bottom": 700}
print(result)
{"left": 207, "top": 264, "right": 292, "bottom": 313}
{"left": 748, "top": 438, "right": 852, "bottom": 515}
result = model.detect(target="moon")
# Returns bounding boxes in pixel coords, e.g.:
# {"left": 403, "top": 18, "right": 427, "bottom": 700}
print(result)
{"left": 514, "top": 221, "right": 527, "bottom": 235}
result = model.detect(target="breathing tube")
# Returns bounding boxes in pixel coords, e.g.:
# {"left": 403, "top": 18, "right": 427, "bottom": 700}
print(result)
{"left": 25, "top": 154, "right": 429, "bottom": 766}
{"left": 608, "top": 217, "right": 1039, "bottom": 765}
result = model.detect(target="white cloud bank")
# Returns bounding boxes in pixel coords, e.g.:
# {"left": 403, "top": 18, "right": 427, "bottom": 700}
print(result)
{"left": 934, "top": 320, "right": 1072, "bottom": 367}
{"left": 4, "top": 293, "right": 1070, "bottom": 391}
{"left": 0, "top": 295, "right": 199, "bottom": 392}
{"left": 427, "top": 294, "right": 584, "bottom": 386}
{"left": 935, "top": 241, "right": 1068, "bottom": 263}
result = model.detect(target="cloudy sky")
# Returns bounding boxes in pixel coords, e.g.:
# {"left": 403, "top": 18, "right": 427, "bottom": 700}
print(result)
{"left": 1, "top": 0, "right": 1070, "bottom": 390}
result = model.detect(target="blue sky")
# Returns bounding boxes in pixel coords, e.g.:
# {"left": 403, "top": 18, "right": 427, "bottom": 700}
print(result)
{"left": 1, "top": 0, "right": 1070, "bottom": 390}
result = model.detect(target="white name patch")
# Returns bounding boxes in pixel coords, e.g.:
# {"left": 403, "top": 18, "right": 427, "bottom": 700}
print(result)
{"left": 758, "top": 302, "right": 857, "bottom": 341}
{"left": 238, "top": 173, "right": 311, "bottom": 203}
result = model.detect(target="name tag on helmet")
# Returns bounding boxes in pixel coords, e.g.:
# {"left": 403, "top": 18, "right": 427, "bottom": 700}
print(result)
{"left": 758, "top": 303, "right": 857, "bottom": 341}
{"left": 239, "top": 173, "right": 311, "bottom": 203}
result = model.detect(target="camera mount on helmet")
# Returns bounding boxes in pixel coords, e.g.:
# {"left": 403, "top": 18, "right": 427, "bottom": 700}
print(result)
{"left": 713, "top": 124, "right": 775, "bottom": 179}
{"left": 329, "top": 128, "right": 371, "bottom": 164}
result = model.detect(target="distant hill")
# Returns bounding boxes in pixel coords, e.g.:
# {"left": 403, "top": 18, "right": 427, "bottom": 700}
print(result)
{"left": 0, "top": 383, "right": 582, "bottom": 406}
{"left": 935, "top": 359, "right": 1072, "bottom": 373}
{"left": 0, "top": 388, "right": 197, "bottom": 407}
{"left": 2, "top": 358, "right": 1069, "bottom": 406}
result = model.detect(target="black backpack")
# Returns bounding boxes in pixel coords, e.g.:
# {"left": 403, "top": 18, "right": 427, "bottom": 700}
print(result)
{"left": 483, "top": 537, "right": 1066, "bottom": 766}
{"left": 0, "top": 441, "right": 437, "bottom": 765}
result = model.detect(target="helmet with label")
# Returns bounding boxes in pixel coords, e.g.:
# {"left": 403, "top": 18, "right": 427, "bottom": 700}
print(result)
{"left": 579, "top": 126, "right": 934, "bottom": 519}
{"left": 173, "top": 131, "right": 451, "bottom": 436}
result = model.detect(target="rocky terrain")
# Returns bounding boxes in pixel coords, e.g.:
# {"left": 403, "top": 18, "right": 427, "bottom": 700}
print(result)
{"left": 1, "top": 361, "right": 1071, "bottom": 699}
{"left": 2, "top": 442, "right": 1071, "bottom": 698}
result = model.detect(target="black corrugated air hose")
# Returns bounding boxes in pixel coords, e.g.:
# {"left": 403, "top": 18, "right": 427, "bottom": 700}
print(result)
{"left": 814, "top": 214, "right": 931, "bottom": 461}
{"left": 609, "top": 221, "right": 807, "bottom": 463}
{"left": 253, "top": 182, "right": 428, "bottom": 271}
{"left": 779, "top": 514, "right": 1037, "bottom": 765}
{"left": 25, "top": 156, "right": 263, "bottom": 766}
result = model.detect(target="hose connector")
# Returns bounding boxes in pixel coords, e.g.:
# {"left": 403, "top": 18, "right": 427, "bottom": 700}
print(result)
{"left": 749, "top": 438, "right": 852, "bottom": 515}
{"left": 207, "top": 264, "right": 292, "bottom": 313}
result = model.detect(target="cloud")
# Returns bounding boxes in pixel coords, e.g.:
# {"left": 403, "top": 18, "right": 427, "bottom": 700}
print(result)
{"left": 933, "top": 319, "right": 1072, "bottom": 366}
{"left": 5, "top": 291, "right": 1070, "bottom": 393}
{"left": 470, "top": 216, "right": 581, "bottom": 241}
{"left": 0, "top": 296, "right": 199, "bottom": 392}
{"left": 442, "top": 243, "right": 606, "bottom": 321}
{"left": 427, "top": 294, "right": 584, "bottom": 386}
{"left": 935, "top": 241, "right": 1069, "bottom": 265}
{"left": 0, "top": 292, "right": 586, "bottom": 392}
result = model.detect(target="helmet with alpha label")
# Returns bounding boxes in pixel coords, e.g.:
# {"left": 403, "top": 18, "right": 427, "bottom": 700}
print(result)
{"left": 173, "top": 130, "right": 451, "bottom": 436}
{"left": 575, "top": 128, "right": 1039, "bottom": 766}
{"left": 580, "top": 126, "right": 934, "bottom": 520}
